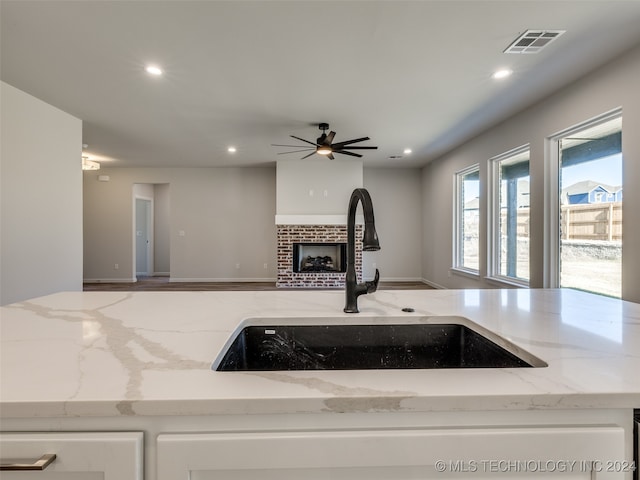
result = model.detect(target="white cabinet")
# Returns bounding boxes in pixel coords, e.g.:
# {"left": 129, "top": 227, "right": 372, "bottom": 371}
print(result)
{"left": 158, "top": 425, "right": 626, "bottom": 480}
{"left": 0, "top": 432, "right": 143, "bottom": 480}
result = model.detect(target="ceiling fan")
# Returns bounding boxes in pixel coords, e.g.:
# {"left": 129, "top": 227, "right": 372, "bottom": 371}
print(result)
{"left": 272, "top": 123, "right": 378, "bottom": 160}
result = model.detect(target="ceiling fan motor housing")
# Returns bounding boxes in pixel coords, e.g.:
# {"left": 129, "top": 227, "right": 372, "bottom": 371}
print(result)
{"left": 273, "top": 122, "right": 377, "bottom": 159}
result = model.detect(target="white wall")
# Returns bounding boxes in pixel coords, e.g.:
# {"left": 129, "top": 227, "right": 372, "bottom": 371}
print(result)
{"left": 276, "top": 158, "right": 363, "bottom": 215}
{"left": 363, "top": 168, "right": 423, "bottom": 281}
{"left": 1, "top": 82, "right": 83, "bottom": 305}
{"left": 421, "top": 43, "right": 640, "bottom": 302}
{"left": 83, "top": 167, "right": 277, "bottom": 282}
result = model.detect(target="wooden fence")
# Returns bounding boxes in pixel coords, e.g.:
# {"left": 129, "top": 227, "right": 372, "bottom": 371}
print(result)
{"left": 498, "top": 202, "right": 622, "bottom": 242}
{"left": 561, "top": 202, "right": 622, "bottom": 241}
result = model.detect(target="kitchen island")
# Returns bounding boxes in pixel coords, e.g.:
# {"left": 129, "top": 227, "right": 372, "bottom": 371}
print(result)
{"left": 1, "top": 288, "right": 639, "bottom": 479}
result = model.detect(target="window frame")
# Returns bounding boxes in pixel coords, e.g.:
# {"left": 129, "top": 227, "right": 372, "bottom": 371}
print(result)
{"left": 487, "top": 145, "right": 531, "bottom": 287}
{"left": 544, "top": 108, "right": 622, "bottom": 289}
{"left": 452, "top": 164, "right": 480, "bottom": 277}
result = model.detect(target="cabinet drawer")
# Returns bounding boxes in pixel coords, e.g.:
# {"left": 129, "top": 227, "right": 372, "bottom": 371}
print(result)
{"left": 0, "top": 432, "right": 143, "bottom": 480}
{"left": 158, "top": 425, "right": 626, "bottom": 480}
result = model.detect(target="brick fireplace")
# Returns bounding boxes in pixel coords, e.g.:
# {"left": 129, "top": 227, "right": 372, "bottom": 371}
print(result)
{"left": 277, "top": 224, "right": 363, "bottom": 288}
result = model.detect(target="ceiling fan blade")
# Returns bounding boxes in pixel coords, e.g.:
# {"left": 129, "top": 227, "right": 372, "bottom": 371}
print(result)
{"left": 300, "top": 151, "right": 317, "bottom": 160}
{"left": 277, "top": 148, "right": 316, "bottom": 155}
{"left": 338, "top": 146, "right": 378, "bottom": 150}
{"left": 325, "top": 131, "right": 336, "bottom": 145}
{"left": 290, "top": 135, "right": 319, "bottom": 146}
{"left": 327, "top": 153, "right": 335, "bottom": 160}
{"left": 335, "top": 150, "right": 363, "bottom": 158}
{"left": 271, "top": 143, "right": 315, "bottom": 148}
{"left": 332, "top": 136, "right": 370, "bottom": 147}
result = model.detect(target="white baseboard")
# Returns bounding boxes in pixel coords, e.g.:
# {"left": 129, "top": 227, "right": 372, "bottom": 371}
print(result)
{"left": 83, "top": 278, "right": 137, "bottom": 283}
{"left": 378, "top": 277, "right": 425, "bottom": 282}
{"left": 169, "top": 277, "right": 277, "bottom": 283}
{"left": 421, "top": 278, "right": 446, "bottom": 289}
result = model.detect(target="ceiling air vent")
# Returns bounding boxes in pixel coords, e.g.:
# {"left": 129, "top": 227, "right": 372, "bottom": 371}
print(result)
{"left": 504, "top": 30, "right": 565, "bottom": 54}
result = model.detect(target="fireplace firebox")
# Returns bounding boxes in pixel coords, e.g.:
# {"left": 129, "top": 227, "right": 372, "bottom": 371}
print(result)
{"left": 293, "top": 243, "right": 347, "bottom": 273}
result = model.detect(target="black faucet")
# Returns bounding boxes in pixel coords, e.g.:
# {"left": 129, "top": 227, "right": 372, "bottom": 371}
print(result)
{"left": 344, "top": 188, "right": 380, "bottom": 313}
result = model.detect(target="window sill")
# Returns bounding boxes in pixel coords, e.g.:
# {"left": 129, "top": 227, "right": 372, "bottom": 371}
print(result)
{"left": 485, "top": 275, "right": 529, "bottom": 288}
{"left": 450, "top": 267, "right": 480, "bottom": 280}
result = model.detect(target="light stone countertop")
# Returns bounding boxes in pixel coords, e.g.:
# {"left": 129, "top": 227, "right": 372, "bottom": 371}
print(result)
{"left": 1, "top": 288, "right": 639, "bottom": 418}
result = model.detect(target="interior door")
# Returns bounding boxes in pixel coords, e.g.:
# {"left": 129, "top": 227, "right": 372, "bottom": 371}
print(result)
{"left": 135, "top": 198, "right": 152, "bottom": 277}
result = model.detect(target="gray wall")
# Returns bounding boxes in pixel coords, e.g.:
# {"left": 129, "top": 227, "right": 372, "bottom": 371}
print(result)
{"left": 1, "top": 82, "right": 83, "bottom": 305}
{"left": 154, "top": 184, "right": 170, "bottom": 274}
{"left": 363, "top": 168, "right": 423, "bottom": 281}
{"left": 83, "top": 164, "right": 424, "bottom": 284}
{"left": 421, "top": 43, "right": 640, "bottom": 302}
{"left": 83, "top": 168, "right": 277, "bottom": 282}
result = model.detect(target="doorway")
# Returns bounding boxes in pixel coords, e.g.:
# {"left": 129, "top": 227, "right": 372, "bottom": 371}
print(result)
{"left": 133, "top": 183, "right": 170, "bottom": 281}
{"left": 135, "top": 197, "right": 153, "bottom": 278}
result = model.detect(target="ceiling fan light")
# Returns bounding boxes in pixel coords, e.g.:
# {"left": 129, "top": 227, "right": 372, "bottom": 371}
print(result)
{"left": 317, "top": 147, "right": 332, "bottom": 155}
{"left": 82, "top": 156, "right": 100, "bottom": 170}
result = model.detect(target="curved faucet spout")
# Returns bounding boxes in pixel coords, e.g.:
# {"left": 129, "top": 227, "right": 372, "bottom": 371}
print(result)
{"left": 344, "top": 188, "right": 380, "bottom": 313}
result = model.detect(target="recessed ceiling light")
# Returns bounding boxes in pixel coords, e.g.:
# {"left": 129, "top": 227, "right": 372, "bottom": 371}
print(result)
{"left": 227, "top": 146, "right": 237, "bottom": 153}
{"left": 492, "top": 68, "right": 513, "bottom": 80}
{"left": 145, "top": 65, "right": 163, "bottom": 76}
{"left": 403, "top": 148, "right": 412, "bottom": 155}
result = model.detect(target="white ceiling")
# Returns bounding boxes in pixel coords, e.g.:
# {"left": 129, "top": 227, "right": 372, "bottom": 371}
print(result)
{"left": 2, "top": 1, "right": 640, "bottom": 168}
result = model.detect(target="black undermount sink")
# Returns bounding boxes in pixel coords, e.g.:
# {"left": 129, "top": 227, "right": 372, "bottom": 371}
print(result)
{"left": 213, "top": 317, "right": 546, "bottom": 371}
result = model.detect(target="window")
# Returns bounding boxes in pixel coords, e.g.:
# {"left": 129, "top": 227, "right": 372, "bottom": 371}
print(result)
{"left": 488, "top": 146, "right": 530, "bottom": 285}
{"left": 454, "top": 165, "right": 480, "bottom": 274}
{"left": 547, "top": 111, "right": 622, "bottom": 298}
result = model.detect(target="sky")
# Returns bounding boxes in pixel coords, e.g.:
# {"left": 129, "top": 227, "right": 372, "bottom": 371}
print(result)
{"left": 463, "top": 152, "right": 623, "bottom": 202}
{"left": 560, "top": 153, "right": 623, "bottom": 188}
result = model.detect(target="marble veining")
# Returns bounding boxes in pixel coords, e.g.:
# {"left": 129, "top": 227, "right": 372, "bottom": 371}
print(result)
{"left": 248, "top": 372, "right": 416, "bottom": 413}
{"left": 1, "top": 289, "right": 640, "bottom": 418}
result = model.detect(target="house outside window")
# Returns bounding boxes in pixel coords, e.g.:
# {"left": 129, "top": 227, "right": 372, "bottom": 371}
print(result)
{"left": 488, "top": 146, "right": 530, "bottom": 285}
{"left": 453, "top": 164, "right": 480, "bottom": 274}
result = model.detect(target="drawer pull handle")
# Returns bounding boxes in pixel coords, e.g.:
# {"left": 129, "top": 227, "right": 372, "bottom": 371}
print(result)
{"left": 0, "top": 453, "right": 57, "bottom": 471}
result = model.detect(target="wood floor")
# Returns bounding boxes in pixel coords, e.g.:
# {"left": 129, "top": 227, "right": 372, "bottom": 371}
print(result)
{"left": 83, "top": 276, "right": 434, "bottom": 292}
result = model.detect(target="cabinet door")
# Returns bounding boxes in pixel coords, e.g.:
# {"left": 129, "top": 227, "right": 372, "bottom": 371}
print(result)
{"left": 0, "top": 432, "right": 143, "bottom": 480}
{"left": 158, "top": 426, "right": 626, "bottom": 480}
